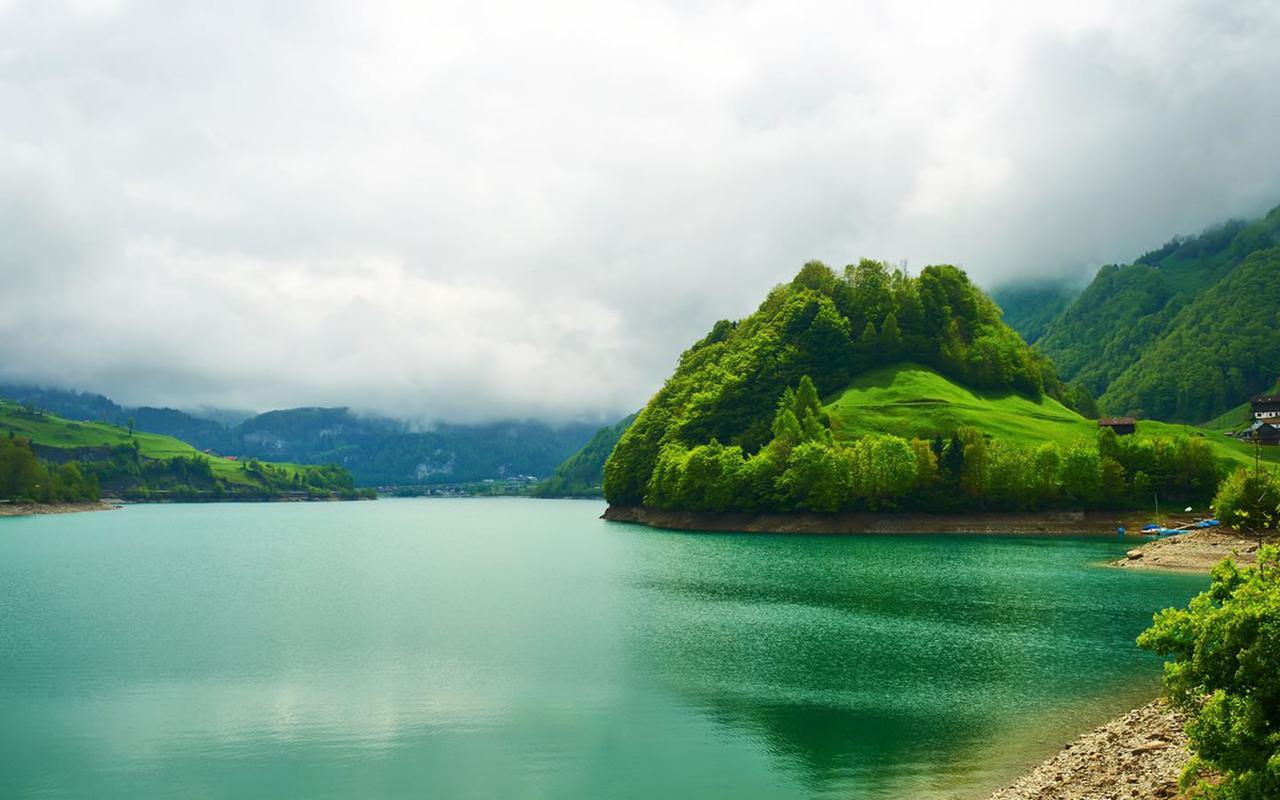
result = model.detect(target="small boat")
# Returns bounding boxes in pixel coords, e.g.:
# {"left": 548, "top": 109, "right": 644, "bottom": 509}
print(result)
{"left": 1141, "top": 518, "right": 1220, "bottom": 536}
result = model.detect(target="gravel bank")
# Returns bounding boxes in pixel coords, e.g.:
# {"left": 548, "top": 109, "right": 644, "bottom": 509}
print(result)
{"left": 1113, "top": 529, "right": 1265, "bottom": 572}
{"left": 988, "top": 700, "right": 1189, "bottom": 800}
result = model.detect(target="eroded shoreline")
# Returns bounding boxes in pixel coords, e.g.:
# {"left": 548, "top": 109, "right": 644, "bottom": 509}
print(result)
{"left": 604, "top": 505, "right": 1165, "bottom": 536}
{"left": 0, "top": 501, "right": 119, "bottom": 517}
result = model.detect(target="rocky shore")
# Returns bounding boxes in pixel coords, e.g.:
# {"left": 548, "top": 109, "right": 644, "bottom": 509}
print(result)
{"left": 1114, "top": 528, "right": 1265, "bottom": 572}
{"left": 0, "top": 500, "right": 119, "bottom": 517}
{"left": 987, "top": 700, "right": 1189, "bottom": 800}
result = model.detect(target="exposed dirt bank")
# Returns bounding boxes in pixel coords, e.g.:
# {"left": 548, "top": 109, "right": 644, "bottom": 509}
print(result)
{"left": 0, "top": 500, "right": 119, "bottom": 517}
{"left": 987, "top": 700, "right": 1189, "bottom": 800}
{"left": 1114, "top": 529, "right": 1267, "bottom": 573}
{"left": 603, "top": 505, "right": 1165, "bottom": 536}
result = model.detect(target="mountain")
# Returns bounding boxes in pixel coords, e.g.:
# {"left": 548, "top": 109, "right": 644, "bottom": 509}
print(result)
{"left": 532, "top": 413, "right": 637, "bottom": 498}
{"left": 1032, "top": 205, "right": 1280, "bottom": 422}
{"left": 603, "top": 259, "right": 1267, "bottom": 515}
{"left": 0, "top": 385, "right": 599, "bottom": 487}
{"left": 1097, "top": 248, "right": 1280, "bottom": 421}
{"left": 228, "top": 408, "right": 598, "bottom": 487}
{"left": 990, "top": 283, "right": 1079, "bottom": 344}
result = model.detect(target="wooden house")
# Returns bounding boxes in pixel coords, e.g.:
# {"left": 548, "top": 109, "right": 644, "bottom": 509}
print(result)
{"left": 1251, "top": 395, "right": 1280, "bottom": 421}
{"left": 1097, "top": 417, "right": 1136, "bottom": 436}
{"left": 1247, "top": 419, "right": 1280, "bottom": 446}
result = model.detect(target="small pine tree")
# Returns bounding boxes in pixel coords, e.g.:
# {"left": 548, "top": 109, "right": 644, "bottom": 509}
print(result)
{"left": 879, "top": 311, "right": 903, "bottom": 358}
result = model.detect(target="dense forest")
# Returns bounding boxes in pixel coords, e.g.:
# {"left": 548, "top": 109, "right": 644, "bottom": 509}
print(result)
{"left": 604, "top": 260, "right": 1094, "bottom": 508}
{"left": 637, "top": 376, "right": 1219, "bottom": 513}
{"left": 1019, "top": 204, "right": 1280, "bottom": 423}
{"left": 0, "top": 435, "right": 100, "bottom": 503}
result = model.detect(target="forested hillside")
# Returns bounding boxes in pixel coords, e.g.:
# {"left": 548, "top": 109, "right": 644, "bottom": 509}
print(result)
{"left": 0, "top": 385, "right": 598, "bottom": 487}
{"left": 1032, "top": 205, "right": 1280, "bottom": 422}
{"left": 532, "top": 413, "right": 636, "bottom": 497}
{"left": 604, "top": 260, "right": 1084, "bottom": 508}
{"left": 990, "top": 283, "right": 1079, "bottom": 344}
{"left": 1100, "top": 248, "right": 1280, "bottom": 421}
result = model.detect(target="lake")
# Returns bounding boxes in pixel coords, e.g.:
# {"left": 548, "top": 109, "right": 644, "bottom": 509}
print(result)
{"left": 0, "top": 498, "right": 1204, "bottom": 799}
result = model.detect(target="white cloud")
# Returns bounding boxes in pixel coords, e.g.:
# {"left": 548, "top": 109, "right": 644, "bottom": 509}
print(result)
{"left": 1, "top": 0, "right": 1278, "bottom": 420}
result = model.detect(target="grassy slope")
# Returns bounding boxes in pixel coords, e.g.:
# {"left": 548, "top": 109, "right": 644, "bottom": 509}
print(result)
{"left": 0, "top": 400, "right": 309, "bottom": 485}
{"left": 823, "top": 364, "right": 1277, "bottom": 470}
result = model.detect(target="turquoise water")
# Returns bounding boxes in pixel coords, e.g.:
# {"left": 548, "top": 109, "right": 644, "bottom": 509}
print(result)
{"left": 0, "top": 499, "right": 1204, "bottom": 799}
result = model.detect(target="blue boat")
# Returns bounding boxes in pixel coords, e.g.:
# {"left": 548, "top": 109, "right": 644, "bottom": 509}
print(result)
{"left": 1141, "top": 518, "right": 1220, "bottom": 536}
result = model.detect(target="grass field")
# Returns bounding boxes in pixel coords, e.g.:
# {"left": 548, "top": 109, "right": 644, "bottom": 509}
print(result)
{"left": 823, "top": 363, "right": 1279, "bottom": 471}
{"left": 0, "top": 399, "right": 313, "bottom": 486}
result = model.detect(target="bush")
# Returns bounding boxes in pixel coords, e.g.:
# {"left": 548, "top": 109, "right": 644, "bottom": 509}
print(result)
{"left": 1138, "top": 547, "right": 1280, "bottom": 799}
{"left": 1213, "top": 466, "right": 1280, "bottom": 537}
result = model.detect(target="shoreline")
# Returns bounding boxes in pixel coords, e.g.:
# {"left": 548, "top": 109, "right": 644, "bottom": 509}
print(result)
{"left": 602, "top": 505, "right": 1167, "bottom": 536}
{"left": 1114, "top": 527, "right": 1265, "bottom": 573}
{"left": 0, "top": 500, "right": 119, "bottom": 517}
{"left": 986, "top": 698, "right": 1189, "bottom": 800}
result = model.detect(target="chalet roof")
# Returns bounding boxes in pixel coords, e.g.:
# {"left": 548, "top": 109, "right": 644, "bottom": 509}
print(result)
{"left": 1252, "top": 395, "right": 1280, "bottom": 404}
{"left": 1097, "top": 417, "right": 1137, "bottom": 426}
{"left": 1249, "top": 419, "right": 1280, "bottom": 431}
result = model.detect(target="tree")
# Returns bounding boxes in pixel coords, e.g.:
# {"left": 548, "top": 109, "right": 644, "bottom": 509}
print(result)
{"left": 1030, "top": 442, "right": 1061, "bottom": 507}
{"left": 879, "top": 311, "right": 903, "bottom": 359}
{"left": 1212, "top": 466, "right": 1280, "bottom": 546}
{"left": 779, "top": 441, "right": 853, "bottom": 512}
{"left": 849, "top": 434, "right": 917, "bottom": 510}
{"left": 859, "top": 321, "right": 878, "bottom": 356}
{"left": 957, "top": 426, "right": 989, "bottom": 501}
{"left": 1060, "top": 441, "right": 1102, "bottom": 506}
{"left": 1138, "top": 547, "right": 1280, "bottom": 799}
{"left": 909, "top": 437, "right": 939, "bottom": 491}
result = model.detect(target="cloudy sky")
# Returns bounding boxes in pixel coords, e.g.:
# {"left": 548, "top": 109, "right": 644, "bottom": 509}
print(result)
{"left": 2, "top": 1, "right": 1279, "bottom": 423}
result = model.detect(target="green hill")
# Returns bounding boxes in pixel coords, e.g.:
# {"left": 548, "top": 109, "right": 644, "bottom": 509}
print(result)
{"left": 825, "top": 363, "right": 1273, "bottom": 471}
{"left": 825, "top": 364, "right": 1093, "bottom": 446}
{"left": 0, "top": 399, "right": 364, "bottom": 500}
{"left": 604, "top": 260, "right": 1076, "bottom": 508}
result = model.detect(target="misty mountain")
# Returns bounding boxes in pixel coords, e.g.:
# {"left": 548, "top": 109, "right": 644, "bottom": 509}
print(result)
{"left": 990, "top": 283, "right": 1080, "bottom": 344}
{"left": 0, "top": 384, "right": 598, "bottom": 487}
{"left": 1006, "top": 204, "right": 1280, "bottom": 423}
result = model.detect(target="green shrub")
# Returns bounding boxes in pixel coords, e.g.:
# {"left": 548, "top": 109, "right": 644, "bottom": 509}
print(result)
{"left": 1138, "top": 547, "right": 1280, "bottom": 799}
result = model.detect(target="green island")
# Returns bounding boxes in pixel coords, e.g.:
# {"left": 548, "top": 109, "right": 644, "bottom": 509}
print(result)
{"left": 0, "top": 399, "right": 371, "bottom": 503}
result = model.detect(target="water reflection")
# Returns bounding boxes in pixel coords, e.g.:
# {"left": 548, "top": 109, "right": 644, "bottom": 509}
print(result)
{"left": 0, "top": 502, "right": 1204, "bottom": 799}
{"left": 623, "top": 530, "right": 1201, "bottom": 797}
